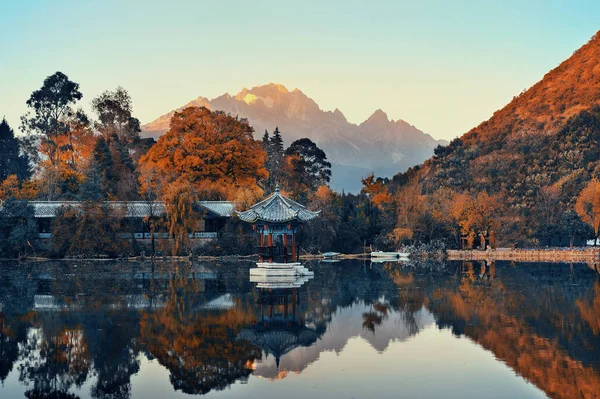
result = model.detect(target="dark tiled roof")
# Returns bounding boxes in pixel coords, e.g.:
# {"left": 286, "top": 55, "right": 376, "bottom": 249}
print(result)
{"left": 236, "top": 324, "right": 320, "bottom": 362}
{"left": 22, "top": 201, "right": 234, "bottom": 218}
{"left": 236, "top": 185, "right": 320, "bottom": 223}
{"left": 199, "top": 201, "right": 235, "bottom": 218}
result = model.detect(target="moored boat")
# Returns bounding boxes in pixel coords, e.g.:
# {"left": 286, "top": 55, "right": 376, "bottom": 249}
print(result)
{"left": 322, "top": 252, "right": 340, "bottom": 258}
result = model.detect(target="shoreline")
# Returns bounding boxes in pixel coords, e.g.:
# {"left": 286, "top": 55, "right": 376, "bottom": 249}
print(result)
{"left": 5, "top": 247, "right": 600, "bottom": 264}
{"left": 7, "top": 253, "right": 369, "bottom": 263}
{"left": 447, "top": 248, "right": 600, "bottom": 263}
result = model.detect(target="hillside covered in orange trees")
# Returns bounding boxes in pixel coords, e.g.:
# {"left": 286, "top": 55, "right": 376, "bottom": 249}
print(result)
{"left": 391, "top": 31, "right": 600, "bottom": 245}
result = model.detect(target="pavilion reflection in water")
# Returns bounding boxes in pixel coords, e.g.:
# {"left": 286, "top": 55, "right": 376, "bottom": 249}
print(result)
{"left": 238, "top": 273, "right": 325, "bottom": 371}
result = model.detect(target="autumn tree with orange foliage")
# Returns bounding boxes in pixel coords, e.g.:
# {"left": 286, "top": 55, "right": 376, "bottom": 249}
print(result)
{"left": 303, "top": 185, "right": 340, "bottom": 252}
{"left": 50, "top": 202, "right": 128, "bottom": 257}
{"left": 0, "top": 175, "right": 38, "bottom": 201}
{"left": 34, "top": 112, "right": 95, "bottom": 200}
{"left": 20, "top": 72, "right": 98, "bottom": 199}
{"left": 575, "top": 179, "right": 600, "bottom": 244}
{"left": 162, "top": 181, "right": 201, "bottom": 255}
{"left": 140, "top": 107, "right": 268, "bottom": 204}
{"left": 390, "top": 183, "right": 463, "bottom": 247}
{"left": 389, "top": 181, "right": 425, "bottom": 245}
{"left": 388, "top": 182, "right": 505, "bottom": 249}
{"left": 361, "top": 173, "right": 392, "bottom": 208}
{"left": 451, "top": 191, "right": 503, "bottom": 248}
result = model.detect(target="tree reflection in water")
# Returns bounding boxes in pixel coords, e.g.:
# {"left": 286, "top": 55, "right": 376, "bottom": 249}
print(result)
{"left": 391, "top": 260, "right": 600, "bottom": 399}
{"left": 139, "top": 263, "right": 261, "bottom": 395}
{"left": 0, "top": 259, "right": 597, "bottom": 398}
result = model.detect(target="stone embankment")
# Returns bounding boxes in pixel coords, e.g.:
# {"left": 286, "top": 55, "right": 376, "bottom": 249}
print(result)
{"left": 447, "top": 248, "right": 600, "bottom": 263}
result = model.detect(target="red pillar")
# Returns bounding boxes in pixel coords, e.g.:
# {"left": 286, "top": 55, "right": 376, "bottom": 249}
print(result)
{"left": 292, "top": 232, "right": 297, "bottom": 262}
{"left": 259, "top": 233, "right": 264, "bottom": 262}
{"left": 283, "top": 234, "right": 288, "bottom": 263}
{"left": 267, "top": 233, "right": 273, "bottom": 263}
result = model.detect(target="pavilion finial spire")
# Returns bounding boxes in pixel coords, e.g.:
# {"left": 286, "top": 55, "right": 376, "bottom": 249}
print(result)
{"left": 275, "top": 183, "right": 280, "bottom": 194}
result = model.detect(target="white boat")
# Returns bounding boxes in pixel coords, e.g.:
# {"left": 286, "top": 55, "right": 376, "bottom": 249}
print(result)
{"left": 322, "top": 252, "right": 340, "bottom": 258}
{"left": 371, "top": 251, "right": 410, "bottom": 258}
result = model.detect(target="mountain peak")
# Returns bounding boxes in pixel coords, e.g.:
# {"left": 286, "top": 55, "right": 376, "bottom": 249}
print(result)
{"left": 370, "top": 109, "right": 389, "bottom": 121}
{"left": 233, "top": 83, "right": 295, "bottom": 107}
{"left": 265, "top": 83, "right": 290, "bottom": 93}
{"left": 142, "top": 84, "right": 444, "bottom": 192}
{"left": 238, "top": 83, "right": 290, "bottom": 96}
{"left": 362, "top": 109, "right": 390, "bottom": 127}
{"left": 333, "top": 108, "right": 346, "bottom": 120}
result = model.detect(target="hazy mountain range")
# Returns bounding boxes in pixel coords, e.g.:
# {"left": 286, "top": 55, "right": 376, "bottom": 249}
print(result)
{"left": 142, "top": 84, "right": 447, "bottom": 192}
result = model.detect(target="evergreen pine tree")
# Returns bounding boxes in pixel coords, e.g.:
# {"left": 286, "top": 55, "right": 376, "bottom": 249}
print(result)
{"left": 0, "top": 118, "right": 30, "bottom": 181}
{"left": 79, "top": 161, "right": 105, "bottom": 201}
{"left": 262, "top": 129, "right": 270, "bottom": 150}
{"left": 268, "top": 127, "right": 285, "bottom": 190}
{"left": 108, "top": 135, "right": 140, "bottom": 200}
{"left": 87, "top": 137, "right": 113, "bottom": 198}
{"left": 270, "top": 127, "right": 284, "bottom": 158}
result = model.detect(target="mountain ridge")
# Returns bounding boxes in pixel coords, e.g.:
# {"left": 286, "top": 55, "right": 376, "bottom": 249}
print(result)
{"left": 142, "top": 83, "right": 446, "bottom": 192}
{"left": 461, "top": 31, "right": 600, "bottom": 145}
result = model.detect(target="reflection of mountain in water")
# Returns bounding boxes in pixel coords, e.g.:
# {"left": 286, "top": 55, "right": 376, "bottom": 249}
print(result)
{"left": 249, "top": 301, "right": 434, "bottom": 380}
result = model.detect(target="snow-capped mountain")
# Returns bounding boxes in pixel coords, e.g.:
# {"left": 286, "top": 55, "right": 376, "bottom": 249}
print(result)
{"left": 142, "top": 83, "right": 447, "bottom": 192}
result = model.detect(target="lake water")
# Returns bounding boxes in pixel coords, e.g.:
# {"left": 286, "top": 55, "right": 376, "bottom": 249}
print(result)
{"left": 0, "top": 258, "right": 598, "bottom": 399}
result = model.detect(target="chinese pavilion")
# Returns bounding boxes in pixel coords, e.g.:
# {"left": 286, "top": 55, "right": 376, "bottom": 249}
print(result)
{"left": 237, "top": 184, "right": 319, "bottom": 275}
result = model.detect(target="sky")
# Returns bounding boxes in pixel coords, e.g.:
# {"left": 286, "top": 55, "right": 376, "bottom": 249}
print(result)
{"left": 1, "top": 0, "right": 599, "bottom": 141}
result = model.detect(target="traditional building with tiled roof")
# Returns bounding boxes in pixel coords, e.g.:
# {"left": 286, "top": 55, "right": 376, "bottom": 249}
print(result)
{"left": 237, "top": 184, "right": 320, "bottom": 267}
{"left": 1, "top": 200, "right": 235, "bottom": 241}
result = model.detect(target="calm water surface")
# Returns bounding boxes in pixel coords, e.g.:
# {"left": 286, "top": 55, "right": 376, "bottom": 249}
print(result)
{"left": 0, "top": 258, "right": 599, "bottom": 399}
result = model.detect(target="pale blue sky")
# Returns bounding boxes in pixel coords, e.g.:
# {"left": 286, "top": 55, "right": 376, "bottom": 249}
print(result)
{"left": 1, "top": 0, "right": 599, "bottom": 140}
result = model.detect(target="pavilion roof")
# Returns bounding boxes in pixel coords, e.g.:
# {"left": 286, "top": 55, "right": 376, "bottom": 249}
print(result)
{"left": 237, "top": 321, "right": 321, "bottom": 367}
{"left": 236, "top": 185, "right": 320, "bottom": 224}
